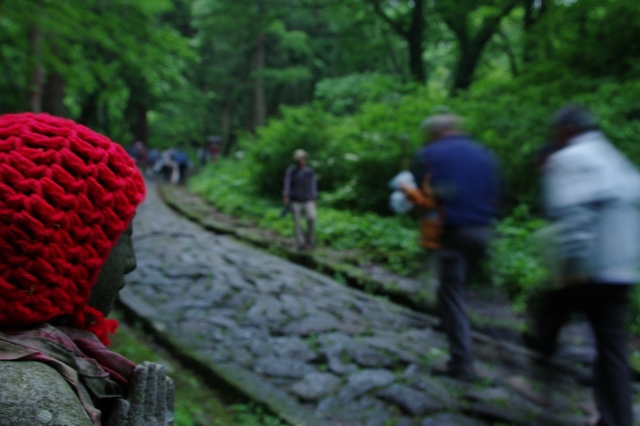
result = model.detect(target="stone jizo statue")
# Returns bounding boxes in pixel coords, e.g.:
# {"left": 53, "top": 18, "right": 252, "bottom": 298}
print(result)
{"left": 0, "top": 113, "right": 174, "bottom": 425}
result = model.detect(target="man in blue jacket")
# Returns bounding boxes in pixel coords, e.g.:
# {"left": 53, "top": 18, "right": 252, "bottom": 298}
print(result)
{"left": 530, "top": 105, "right": 640, "bottom": 426}
{"left": 405, "top": 114, "right": 502, "bottom": 381}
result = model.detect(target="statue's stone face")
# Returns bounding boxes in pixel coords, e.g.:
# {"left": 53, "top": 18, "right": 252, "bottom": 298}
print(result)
{"left": 88, "top": 222, "right": 136, "bottom": 315}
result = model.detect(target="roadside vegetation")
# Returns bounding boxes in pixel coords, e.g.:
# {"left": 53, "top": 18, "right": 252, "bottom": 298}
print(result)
{"left": 109, "top": 310, "right": 287, "bottom": 426}
{"left": 187, "top": 76, "right": 640, "bottom": 340}
{"left": 4, "top": 0, "right": 640, "bottom": 417}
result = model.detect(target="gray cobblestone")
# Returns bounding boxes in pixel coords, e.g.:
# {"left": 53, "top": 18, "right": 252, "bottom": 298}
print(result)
{"left": 118, "top": 182, "right": 627, "bottom": 425}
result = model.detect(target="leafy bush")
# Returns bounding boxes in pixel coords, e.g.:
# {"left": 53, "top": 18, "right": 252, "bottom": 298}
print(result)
{"left": 189, "top": 160, "right": 423, "bottom": 274}
{"left": 314, "top": 73, "right": 405, "bottom": 115}
{"left": 244, "top": 104, "right": 339, "bottom": 201}
{"left": 487, "top": 204, "right": 548, "bottom": 312}
{"left": 192, "top": 74, "right": 640, "bottom": 329}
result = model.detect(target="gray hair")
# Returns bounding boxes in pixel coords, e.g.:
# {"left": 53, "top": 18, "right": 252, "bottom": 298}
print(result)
{"left": 420, "top": 114, "right": 464, "bottom": 136}
{"left": 552, "top": 104, "right": 599, "bottom": 132}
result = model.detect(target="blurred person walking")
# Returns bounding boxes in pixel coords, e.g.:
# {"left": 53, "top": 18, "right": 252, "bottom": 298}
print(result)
{"left": 527, "top": 105, "right": 640, "bottom": 426}
{"left": 401, "top": 114, "right": 502, "bottom": 381}
{"left": 282, "top": 149, "right": 317, "bottom": 250}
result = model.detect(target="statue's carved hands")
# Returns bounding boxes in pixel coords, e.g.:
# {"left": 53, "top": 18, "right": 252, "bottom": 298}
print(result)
{"left": 105, "top": 361, "right": 174, "bottom": 426}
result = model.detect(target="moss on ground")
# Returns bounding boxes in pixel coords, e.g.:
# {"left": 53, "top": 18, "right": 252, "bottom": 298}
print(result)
{"left": 109, "top": 310, "right": 287, "bottom": 426}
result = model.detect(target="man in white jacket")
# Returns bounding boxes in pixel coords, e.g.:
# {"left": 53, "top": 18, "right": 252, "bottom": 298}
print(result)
{"left": 531, "top": 105, "right": 640, "bottom": 426}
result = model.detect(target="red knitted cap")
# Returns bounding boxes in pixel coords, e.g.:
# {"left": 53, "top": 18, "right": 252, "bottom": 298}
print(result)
{"left": 0, "top": 113, "right": 146, "bottom": 344}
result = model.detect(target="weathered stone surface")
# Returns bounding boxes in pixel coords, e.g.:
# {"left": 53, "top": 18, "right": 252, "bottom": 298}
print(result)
{"left": 270, "top": 336, "right": 317, "bottom": 362}
{"left": 280, "top": 312, "right": 342, "bottom": 335}
{"left": 326, "top": 354, "right": 358, "bottom": 375}
{"left": 290, "top": 372, "right": 341, "bottom": 401}
{"left": 377, "top": 384, "right": 444, "bottom": 416}
{"left": 114, "top": 181, "right": 633, "bottom": 426}
{"left": 316, "top": 395, "right": 391, "bottom": 423}
{"left": 318, "top": 332, "right": 354, "bottom": 353}
{"left": 349, "top": 345, "right": 395, "bottom": 368}
{"left": 0, "top": 362, "right": 93, "bottom": 426}
{"left": 254, "top": 357, "right": 312, "bottom": 378}
{"left": 339, "top": 369, "right": 396, "bottom": 399}
{"left": 420, "top": 413, "right": 489, "bottom": 426}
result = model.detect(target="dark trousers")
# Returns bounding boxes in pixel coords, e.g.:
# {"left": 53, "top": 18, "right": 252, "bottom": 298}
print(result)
{"left": 437, "top": 226, "right": 492, "bottom": 368}
{"left": 532, "top": 284, "right": 632, "bottom": 426}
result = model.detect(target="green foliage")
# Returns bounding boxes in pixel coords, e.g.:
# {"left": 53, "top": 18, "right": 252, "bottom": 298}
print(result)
{"left": 228, "top": 403, "right": 287, "bottom": 426}
{"left": 314, "top": 73, "right": 404, "bottom": 115}
{"left": 189, "top": 160, "right": 423, "bottom": 274}
{"left": 487, "top": 204, "right": 548, "bottom": 312}
{"left": 148, "top": 83, "right": 211, "bottom": 149}
{"left": 545, "top": 0, "right": 640, "bottom": 79}
{"left": 628, "top": 287, "right": 640, "bottom": 336}
{"left": 109, "top": 312, "right": 286, "bottom": 426}
{"left": 245, "top": 104, "right": 339, "bottom": 199}
{"left": 0, "top": 0, "right": 194, "bottom": 146}
{"left": 188, "top": 158, "right": 262, "bottom": 218}
{"left": 109, "top": 315, "right": 236, "bottom": 426}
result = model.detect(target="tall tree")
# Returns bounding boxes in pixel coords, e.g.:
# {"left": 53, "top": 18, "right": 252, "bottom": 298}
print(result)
{"left": 544, "top": 0, "right": 640, "bottom": 79}
{"left": 364, "top": 0, "right": 427, "bottom": 82}
{"left": 193, "top": 0, "right": 316, "bottom": 133}
{"left": 522, "top": 0, "right": 548, "bottom": 63}
{"left": 0, "top": 0, "right": 192, "bottom": 144}
{"left": 437, "top": 0, "right": 519, "bottom": 92}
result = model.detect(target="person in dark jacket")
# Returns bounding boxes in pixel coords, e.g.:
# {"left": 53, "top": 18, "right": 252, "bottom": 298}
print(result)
{"left": 282, "top": 149, "right": 318, "bottom": 250}
{"left": 402, "top": 113, "right": 502, "bottom": 381}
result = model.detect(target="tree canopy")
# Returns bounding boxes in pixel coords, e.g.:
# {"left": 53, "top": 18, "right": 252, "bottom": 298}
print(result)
{"left": 2, "top": 0, "right": 638, "bottom": 165}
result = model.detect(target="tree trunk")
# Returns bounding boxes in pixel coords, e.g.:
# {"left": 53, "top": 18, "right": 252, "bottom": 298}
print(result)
{"left": 523, "top": 0, "right": 548, "bottom": 63}
{"left": 497, "top": 31, "right": 519, "bottom": 77}
{"left": 43, "top": 72, "right": 66, "bottom": 116}
{"left": 221, "top": 100, "right": 231, "bottom": 154}
{"left": 27, "top": 20, "right": 45, "bottom": 113}
{"left": 449, "top": 0, "right": 519, "bottom": 93}
{"left": 406, "top": 0, "right": 426, "bottom": 82}
{"left": 367, "top": 0, "right": 427, "bottom": 83}
{"left": 135, "top": 105, "right": 148, "bottom": 144}
{"left": 78, "top": 91, "right": 101, "bottom": 128}
{"left": 452, "top": 45, "right": 482, "bottom": 92}
{"left": 254, "top": 31, "right": 267, "bottom": 129}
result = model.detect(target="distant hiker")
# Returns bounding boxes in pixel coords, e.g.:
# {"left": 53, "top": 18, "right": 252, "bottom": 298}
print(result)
{"left": 147, "top": 147, "right": 160, "bottom": 177}
{"left": 282, "top": 149, "right": 318, "bottom": 250}
{"left": 156, "top": 148, "right": 176, "bottom": 182}
{"left": 207, "top": 135, "right": 222, "bottom": 163}
{"left": 401, "top": 113, "right": 502, "bottom": 381}
{"left": 171, "top": 147, "right": 190, "bottom": 184}
{"left": 527, "top": 105, "right": 640, "bottom": 426}
{"left": 127, "top": 140, "right": 147, "bottom": 167}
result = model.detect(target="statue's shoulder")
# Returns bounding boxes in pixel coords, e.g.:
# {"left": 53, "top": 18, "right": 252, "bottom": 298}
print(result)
{"left": 0, "top": 361, "right": 93, "bottom": 426}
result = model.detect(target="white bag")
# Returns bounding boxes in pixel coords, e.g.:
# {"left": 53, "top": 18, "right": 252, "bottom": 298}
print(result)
{"left": 388, "top": 170, "right": 417, "bottom": 190}
{"left": 388, "top": 171, "right": 417, "bottom": 214}
{"left": 389, "top": 190, "right": 413, "bottom": 214}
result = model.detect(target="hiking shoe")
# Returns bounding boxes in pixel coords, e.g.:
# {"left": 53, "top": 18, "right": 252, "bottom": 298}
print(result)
{"left": 432, "top": 363, "right": 479, "bottom": 382}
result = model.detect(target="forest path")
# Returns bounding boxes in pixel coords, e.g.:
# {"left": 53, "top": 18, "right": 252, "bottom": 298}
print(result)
{"left": 118, "top": 179, "right": 635, "bottom": 425}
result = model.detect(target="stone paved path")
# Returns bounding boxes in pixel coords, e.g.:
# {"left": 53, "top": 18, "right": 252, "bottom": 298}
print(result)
{"left": 119, "top": 182, "right": 636, "bottom": 426}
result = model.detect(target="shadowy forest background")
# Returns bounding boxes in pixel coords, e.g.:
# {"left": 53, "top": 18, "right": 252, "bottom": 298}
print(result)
{"left": 4, "top": 0, "right": 640, "bottom": 350}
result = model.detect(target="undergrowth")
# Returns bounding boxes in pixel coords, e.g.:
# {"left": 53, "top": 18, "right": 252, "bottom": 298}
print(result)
{"left": 109, "top": 310, "right": 287, "bottom": 426}
{"left": 188, "top": 162, "right": 640, "bottom": 339}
